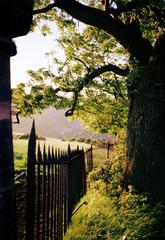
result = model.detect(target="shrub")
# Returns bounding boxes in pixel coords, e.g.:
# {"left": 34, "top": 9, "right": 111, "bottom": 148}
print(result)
{"left": 15, "top": 153, "right": 24, "bottom": 160}
{"left": 77, "top": 137, "right": 86, "bottom": 143}
{"left": 69, "top": 138, "right": 76, "bottom": 142}
{"left": 19, "top": 134, "right": 29, "bottom": 139}
{"left": 37, "top": 135, "right": 46, "bottom": 140}
{"left": 65, "top": 157, "right": 165, "bottom": 240}
{"left": 85, "top": 138, "right": 91, "bottom": 144}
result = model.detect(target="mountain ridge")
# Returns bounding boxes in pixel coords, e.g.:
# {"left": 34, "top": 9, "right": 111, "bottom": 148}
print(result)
{"left": 12, "top": 108, "right": 110, "bottom": 140}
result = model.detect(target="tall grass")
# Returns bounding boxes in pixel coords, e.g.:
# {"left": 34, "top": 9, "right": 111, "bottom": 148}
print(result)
{"left": 13, "top": 137, "right": 165, "bottom": 239}
{"left": 64, "top": 150, "right": 165, "bottom": 240}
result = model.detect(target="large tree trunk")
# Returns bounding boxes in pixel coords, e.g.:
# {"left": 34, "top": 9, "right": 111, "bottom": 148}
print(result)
{"left": 125, "top": 34, "right": 165, "bottom": 201}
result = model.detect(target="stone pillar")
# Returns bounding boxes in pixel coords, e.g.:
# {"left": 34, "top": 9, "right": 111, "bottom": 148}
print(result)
{"left": 0, "top": 37, "right": 17, "bottom": 239}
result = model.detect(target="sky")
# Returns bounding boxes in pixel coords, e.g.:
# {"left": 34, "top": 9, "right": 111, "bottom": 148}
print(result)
{"left": 10, "top": 26, "right": 60, "bottom": 88}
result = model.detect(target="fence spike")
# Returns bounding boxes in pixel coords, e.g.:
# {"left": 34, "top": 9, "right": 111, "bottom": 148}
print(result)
{"left": 48, "top": 145, "right": 51, "bottom": 163}
{"left": 68, "top": 144, "right": 71, "bottom": 154}
{"left": 26, "top": 120, "right": 36, "bottom": 240}
{"left": 28, "top": 119, "right": 36, "bottom": 160}
{"left": 36, "top": 143, "right": 42, "bottom": 240}
{"left": 54, "top": 147, "right": 58, "bottom": 163}
{"left": 52, "top": 146, "right": 55, "bottom": 161}
{"left": 43, "top": 143, "right": 47, "bottom": 163}
{"left": 38, "top": 143, "right": 43, "bottom": 161}
{"left": 26, "top": 134, "right": 91, "bottom": 239}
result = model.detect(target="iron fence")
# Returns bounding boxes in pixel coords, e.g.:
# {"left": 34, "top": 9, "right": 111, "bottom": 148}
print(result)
{"left": 25, "top": 121, "right": 92, "bottom": 240}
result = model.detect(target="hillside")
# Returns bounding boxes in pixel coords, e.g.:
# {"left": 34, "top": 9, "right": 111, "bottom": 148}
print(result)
{"left": 12, "top": 108, "right": 110, "bottom": 140}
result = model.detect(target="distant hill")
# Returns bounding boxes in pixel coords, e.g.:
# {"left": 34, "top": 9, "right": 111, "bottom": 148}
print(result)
{"left": 12, "top": 108, "right": 110, "bottom": 140}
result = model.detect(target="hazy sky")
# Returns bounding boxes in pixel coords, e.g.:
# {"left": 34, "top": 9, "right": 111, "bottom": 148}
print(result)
{"left": 10, "top": 27, "right": 60, "bottom": 88}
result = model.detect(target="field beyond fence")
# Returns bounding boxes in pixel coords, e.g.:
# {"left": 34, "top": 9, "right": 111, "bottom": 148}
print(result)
{"left": 14, "top": 122, "right": 113, "bottom": 239}
{"left": 15, "top": 122, "right": 94, "bottom": 240}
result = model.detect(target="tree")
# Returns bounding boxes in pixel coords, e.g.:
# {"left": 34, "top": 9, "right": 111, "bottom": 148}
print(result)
{"left": 14, "top": 0, "right": 165, "bottom": 201}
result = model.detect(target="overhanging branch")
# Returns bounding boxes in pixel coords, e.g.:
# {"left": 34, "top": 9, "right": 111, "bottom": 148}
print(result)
{"left": 33, "top": 3, "right": 56, "bottom": 14}
{"left": 73, "top": 64, "right": 129, "bottom": 94}
{"left": 58, "top": 64, "right": 128, "bottom": 116}
{"left": 65, "top": 92, "right": 78, "bottom": 117}
{"left": 75, "top": 57, "right": 90, "bottom": 71}
{"left": 12, "top": 109, "right": 21, "bottom": 124}
{"left": 88, "top": 64, "right": 129, "bottom": 79}
{"left": 52, "top": 64, "right": 128, "bottom": 95}
{"left": 33, "top": 0, "right": 153, "bottom": 64}
{"left": 55, "top": 1, "right": 153, "bottom": 63}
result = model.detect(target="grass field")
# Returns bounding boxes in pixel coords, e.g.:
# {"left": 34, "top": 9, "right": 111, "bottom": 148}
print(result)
{"left": 13, "top": 139, "right": 28, "bottom": 174}
{"left": 13, "top": 138, "right": 109, "bottom": 174}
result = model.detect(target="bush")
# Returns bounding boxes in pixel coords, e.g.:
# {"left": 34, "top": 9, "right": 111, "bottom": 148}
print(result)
{"left": 14, "top": 133, "right": 46, "bottom": 140}
{"left": 69, "top": 138, "right": 76, "bottom": 142}
{"left": 77, "top": 137, "right": 86, "bottom": 143}
{"left": 37, "top": 135, "right": 46, "bottom": 140}
{"left": 85, "top": 139, "right": 91, "bottom": 144}
{"left": 15, "top": 153, "right": 24, "bottom": 160}
{"left": 65, "top": 157, "right": 165, "bottom": 240}
{"left": 19, "top": 134, "right": 29, "bottom": 139}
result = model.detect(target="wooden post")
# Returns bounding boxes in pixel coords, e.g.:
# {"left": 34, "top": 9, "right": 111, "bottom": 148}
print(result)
{"left": 26, "top": 120, "right": 36, "bottom": 240}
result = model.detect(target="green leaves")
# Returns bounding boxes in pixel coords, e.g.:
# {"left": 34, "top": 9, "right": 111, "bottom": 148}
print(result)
{"left": 17, "top": 0, "right": 164, "bottom": 134}
{"left": 12, "top": 19, "right": 130, "bottom": 136}
{"left": 65, "top": 151, "right": 165, "bottom": 240}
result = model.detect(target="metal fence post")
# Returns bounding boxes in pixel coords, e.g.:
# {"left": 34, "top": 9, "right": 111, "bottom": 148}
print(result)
{"left": 25, "top": 138, "right": 92, "bottom": 239}
{"left": 26, "top": 120, "right": 36, "bottom": 240}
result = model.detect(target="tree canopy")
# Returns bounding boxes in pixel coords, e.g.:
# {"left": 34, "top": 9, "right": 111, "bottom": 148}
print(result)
{"left": 12, "top": 0, "right": 165, "bottom": 136}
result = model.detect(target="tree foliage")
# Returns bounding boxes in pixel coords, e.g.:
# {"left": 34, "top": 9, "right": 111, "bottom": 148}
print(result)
{"left": 12, "top": 0, "right": 165, "bottom": 136}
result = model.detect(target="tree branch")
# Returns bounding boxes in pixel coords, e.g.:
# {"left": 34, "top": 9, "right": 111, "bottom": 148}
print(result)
{"left": 12, "top": 109, "right": 21, "bottom": 124}
{"left": 62, "top": 64, "right": 128, "bottom": 116}
{"left": 65, "top": 91, "right": 78, "bottom": 116}
{"left": 75, "top": 57, "right": 90, "bottom": 71}
{"left": 33, "top": 3, "right": 56, "bottom": 14}
{"left": 49, "top": 63, "right": 128, "bottom": 116}
{"left": 55, "top": 0, "right": 152, "bottom": 64}
{"left": 88, "top": 64, "right": 129, "bottom": 79}
{"left": 33, "top": 0, "right": 153, "bottom": 64}
{"left": 55, "top": 0, "right": 126, "bottom": 45}
{"left": 55, "top": 64, "right": 129, "bottom": 94}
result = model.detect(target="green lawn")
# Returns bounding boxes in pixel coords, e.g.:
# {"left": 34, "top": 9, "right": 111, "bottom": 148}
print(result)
{"left": 13, "top": 138, "right": 109, "bottom": 174}
{"left": 13, "top": 138, "right": 90, "bottom": 173}
{"left": 13, "top": 139, "right": 28, "bottom": 174}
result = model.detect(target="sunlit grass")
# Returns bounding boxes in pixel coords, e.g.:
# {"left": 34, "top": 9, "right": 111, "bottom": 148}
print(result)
{"left": 92, "top": 147, "right": 109, "bottom": 167}
{"left": 13, "top": 139, "right": 28, "bottom": 174}
{"left": 13, "top": 136, "right": 111, "bottom": 178}
{"left": 40, "top": 137, "right": 90, "bottom": 151}
{"left": 13, "top": 138, "right": 108, "bottom": 173}
{"left": 64, "top": 159, "right": 165, "bottom": 240}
